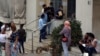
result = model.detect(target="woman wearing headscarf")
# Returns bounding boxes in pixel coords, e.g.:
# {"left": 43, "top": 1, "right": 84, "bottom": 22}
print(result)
{"left": 59, "top": 20, "right": 71, "bottom": 56}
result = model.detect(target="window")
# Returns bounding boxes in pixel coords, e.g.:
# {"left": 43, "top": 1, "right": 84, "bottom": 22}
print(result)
{"left": 51, "top": 0, "right": 62, "bottom": 11}
{"left": 67, "top": 0, "right": 76, "bottom": 18}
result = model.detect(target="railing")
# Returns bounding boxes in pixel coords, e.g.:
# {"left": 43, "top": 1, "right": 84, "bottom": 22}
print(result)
{"left": 24, "top": 18, "right": 39, "bottom": 28}
{"left": 25, "top": 19, "right": 57, "bottom": 53}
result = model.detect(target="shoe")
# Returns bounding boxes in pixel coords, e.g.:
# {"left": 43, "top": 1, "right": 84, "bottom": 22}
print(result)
{"left": 42, "top": 38, "right": 47, "bottom": 39}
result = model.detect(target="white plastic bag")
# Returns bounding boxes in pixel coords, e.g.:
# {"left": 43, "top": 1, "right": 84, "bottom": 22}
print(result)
{"left": 83, "top": 53, "right": 89, "bottom": 56}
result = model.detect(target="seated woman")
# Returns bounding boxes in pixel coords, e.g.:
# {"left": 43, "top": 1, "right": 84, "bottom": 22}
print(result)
{"left": 78, "top": 33, "right": 90, "bottom": 53}
{"left": 84, "top": 33, "right": 97, "bottom": 56}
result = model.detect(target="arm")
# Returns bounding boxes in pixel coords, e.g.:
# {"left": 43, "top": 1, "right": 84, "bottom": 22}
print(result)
{"left": 14, "top": 36, "right": 19, "bottom": 49}
{"left": 92, "top": 40, "right": 97, "bottom": 48}
{"left": 59, "top": 27, "right": 65, "bottom": 35}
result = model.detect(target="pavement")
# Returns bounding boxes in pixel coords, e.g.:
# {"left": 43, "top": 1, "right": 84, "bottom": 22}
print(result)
{"left": 1, "top": 34, "right": 99, "bottom": 56}
{"left": 18, "top": 35, "right": 100, "bottom": 56}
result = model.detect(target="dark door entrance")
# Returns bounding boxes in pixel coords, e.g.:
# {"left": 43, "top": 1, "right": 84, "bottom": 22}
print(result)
{"left": 51, "top": 0, "right": 62, "bottom": 11}
{"left": 67, "top": 0, "right": 76, "bottom": 18}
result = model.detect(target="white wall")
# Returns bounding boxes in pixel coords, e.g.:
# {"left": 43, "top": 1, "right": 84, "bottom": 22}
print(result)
{"left": 0, "top": 17, "right": 10, "bottom": 23}
{"left": 76, "top": 0, "right": 93, "bottom": 35}
{"left": 26, "top": 0, "right": 37, "bottom": 30}
{"left": 26, "top": 0, "right": 38, "bottom": 39}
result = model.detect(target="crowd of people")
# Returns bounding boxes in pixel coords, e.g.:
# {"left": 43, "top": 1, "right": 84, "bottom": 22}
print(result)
{"left": 0, "top": 2, "right": 99, "bottom": 56}
{"left": 38, "top": 2, "right": 64, "bottom": 42}
{"left": 0, "top": 21, "right": 26, "bottom": 56}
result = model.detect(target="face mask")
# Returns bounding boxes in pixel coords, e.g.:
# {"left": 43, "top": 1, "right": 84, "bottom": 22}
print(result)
{"left": 6, "top": 27, "right": 10, "bottom": 31}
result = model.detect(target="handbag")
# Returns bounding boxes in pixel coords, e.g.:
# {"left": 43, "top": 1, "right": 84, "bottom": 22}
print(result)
{"left": 61, "top": 34, "right": 68, "bottom": 42}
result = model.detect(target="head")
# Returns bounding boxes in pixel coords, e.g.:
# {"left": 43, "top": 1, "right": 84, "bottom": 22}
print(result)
{"left": 41, "top": 14, "right": 45, "bottom": 19}
{"left": 10, "top": 21, "right": 15, "bottom": 27}
{"left": 64, "top": 21, "right": 70, "bottom": 27}
{"left": 20, "top": 24, "right": 24, "bottom": 29}
{"left": 88, "top": 33, "right": 95, "bottom": 40}
{"left": 11, "top": 25, "right": 16, "bottom": 32}
{"left": 50, "top": 2, "right": 53, "bottom": 6}
{"left": 10, "top": 22, "right": 16, "bottom": 31}
{"left": 42, "top": 4, "right": 46, "bottom": 8}
{"left": 59, "top": 5, "right": 63, "bottom": 10}
{"left": 84, "top": 32, "right": 95, "bottom": 40}
{"left": 1, "top": 25, "right": 6, "bottom": 34}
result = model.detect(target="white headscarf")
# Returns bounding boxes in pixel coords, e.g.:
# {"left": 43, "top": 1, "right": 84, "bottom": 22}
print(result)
{"left": 1, "top": 24, "right": 5, "bottom": 31}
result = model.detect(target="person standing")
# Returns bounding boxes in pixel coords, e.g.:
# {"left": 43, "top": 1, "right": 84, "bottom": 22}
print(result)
{"left": 41, "top": 4, "right": 47, "bottom": 14}
{"left": 10, "top": 22, "right": 19, "bottom": 56}
{"left": 38, "top": 14, "right": 46, "bottom": 42}
{"left": 18, "top": 24, "right": 26, "bottom": 53}
{"left": 0, "top": 25, "right": 6, "bottom": 50}
{"left": 46, "top": 2, "right": 54, "bottom": 35}
{"left": 59, "top": 21, "right": 71, "bottom": 56}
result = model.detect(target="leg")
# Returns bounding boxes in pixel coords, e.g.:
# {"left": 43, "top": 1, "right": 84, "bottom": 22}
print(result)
{"left": 11, "top": 43, "right": 18, "bottom": 56}
{"left": 19, "top": 42, "right": 21, "bottom": 53}
{"left": 21, "top": 41, "right": 25, "bottom": 53}
{"left": 62, "top": 42, "right": 69, "bottom": 56}
{"left": 42, "top": 26, "right": 47, "bottom": 39}
{"left": 78, "top": 44, "right": 85, "bottom": 53}
{"left": 5, "top": 42, "right": 11, "bottom": 56}
{"left": 39, "top": 30, "right": 42, "bottom": 42}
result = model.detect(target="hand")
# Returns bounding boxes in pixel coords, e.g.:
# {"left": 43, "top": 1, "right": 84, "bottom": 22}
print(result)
{"left": 14, "top": 46, "right": 17, "bottom": 50}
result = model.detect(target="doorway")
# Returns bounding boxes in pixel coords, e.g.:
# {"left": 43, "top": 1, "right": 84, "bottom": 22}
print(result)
{"left": 67, "top": 0, "right": 76, "bottom": 18}
{"left": 93, "top": 0, "right": 100, "bottom": 40}
{"left": 51, "top": 0, "right": 62, "bottom": 11}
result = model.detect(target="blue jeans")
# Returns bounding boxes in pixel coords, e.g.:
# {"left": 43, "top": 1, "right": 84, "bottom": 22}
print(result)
{"left": 39, "top": 27, "right": 46, "bottom": 42}
{"left": 62, "top": 42, "right": 69, "bottom": 56}
{"left": 85, "top": 47, "right": 97, "bottom": 56}
{"left": 11, "top": 42, "right": 19, "bottom": 56}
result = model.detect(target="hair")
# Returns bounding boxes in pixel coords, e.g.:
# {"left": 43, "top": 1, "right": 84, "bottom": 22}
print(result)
{"left": 41, "top": 14, "right": 45, "bottom": 18}
{"left": 10, "top": 22, "right": 16, "bottom": 31}
{"left": 86, "top": 33, "right": 95, "bottom": 39}
{"left": 42, "top": 4, "right": 46, "bottom": 8}
{"left": 59, "top": 5, "right": 63, "bottom": 8}
{"left": 50, "top": 2, "right": 53, "bottom": 6}
{"left": 64, "top": 21, "right": 70, "bottom": 26}
{"left": 20, "top": 24, "right": 24, "bottom": 29}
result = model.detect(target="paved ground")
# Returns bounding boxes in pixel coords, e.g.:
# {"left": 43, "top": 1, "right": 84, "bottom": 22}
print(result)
{"left": 1, "top": 34, "right": 99, "bottom": 56}
{"left": 18, "top": 35, "right": 100, "bottom": 56}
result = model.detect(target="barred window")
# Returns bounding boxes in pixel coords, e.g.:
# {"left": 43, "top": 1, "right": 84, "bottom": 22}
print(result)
{"left": 51, "top": 0, "right": 62, "bottom": 11}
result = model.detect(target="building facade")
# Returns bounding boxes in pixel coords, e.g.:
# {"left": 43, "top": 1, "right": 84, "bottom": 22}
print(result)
{"left": 0, "top": 0, "right": 100, "bottom": 40}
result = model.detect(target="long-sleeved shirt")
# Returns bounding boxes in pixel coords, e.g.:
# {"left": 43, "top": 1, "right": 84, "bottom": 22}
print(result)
{"left": 38, "top": 18, "right": 45, "bottom": 30}
{"left": 60, "top": 27, "right": 71, "bottom": 45}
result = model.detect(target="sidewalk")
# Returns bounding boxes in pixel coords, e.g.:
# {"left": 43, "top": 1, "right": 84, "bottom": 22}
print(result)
{"left": 19, "top": 35, "right": 100, "bottom": 56}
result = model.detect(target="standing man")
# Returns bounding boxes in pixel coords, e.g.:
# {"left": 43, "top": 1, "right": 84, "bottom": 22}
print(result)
{"left": 41, "top": 4, "right": 47, "bottom": 14}
{"left": 18, "top": 24, "right": 26, "bottom": 53}
{"left": 38, "top": 14, "right": 46, "bottom": 42}
{"left": 47, "top": 2, "right": 54, "bottom": 35}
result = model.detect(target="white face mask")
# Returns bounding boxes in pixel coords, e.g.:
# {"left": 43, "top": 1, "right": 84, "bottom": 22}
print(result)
{"left": 6, "top": 27, "right": 10, "bottom": 31}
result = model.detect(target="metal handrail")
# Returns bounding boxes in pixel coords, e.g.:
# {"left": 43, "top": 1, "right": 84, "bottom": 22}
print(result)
{"left": 26, "top": 19, "right": 56, "bottom": 32}
{"left": 24, "top": 18, "right": 39, "bottom": 27}
{"left": 26, "top": 19, "right": 56, "bottom": 53}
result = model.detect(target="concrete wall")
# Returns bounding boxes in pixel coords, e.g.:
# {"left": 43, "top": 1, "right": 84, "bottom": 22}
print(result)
{"left": 26, "top": 0, "right": 38, "bottom": 39}
{"left": 76, "top": 0, "right": 93, "bottom": 35}
{"left": 93, "top": 0, "right": 100, "bottom": 40}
